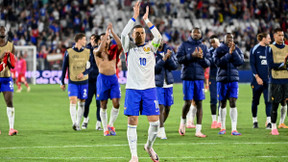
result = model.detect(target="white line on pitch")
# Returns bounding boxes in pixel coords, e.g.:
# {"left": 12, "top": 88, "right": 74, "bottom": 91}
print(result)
{"left": 0, "top": 142, "right": 287, "bottom": 150}
{"left": 1, "top": 156, "right": 288, "bottom": 160}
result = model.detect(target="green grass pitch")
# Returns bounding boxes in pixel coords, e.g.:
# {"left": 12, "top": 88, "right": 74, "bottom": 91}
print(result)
{"left": 0, "top": 84, "right": 287, "bottom": 161}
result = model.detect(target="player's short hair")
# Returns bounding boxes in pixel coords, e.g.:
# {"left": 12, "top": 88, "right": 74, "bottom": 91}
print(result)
{"left": 74, "top": 33, "right": 86, "bottom": 42}
{"left": 273, "top": 28, "right": 283, "bottom": 34}
{"left": 90, "top": 34, "right": 97, "bottom": 39}
{"left": 191, "top": 27, "right": 202, "bottom": 34}
{"left": 94, "top": 35, "right": 101, "bottom": 44}
{"left": 257, "top": 33, "right": 268, "bottom": 42}
{"left": 132, "top": 25, "right": 144, "bottom": 30}
{"left": 209, "top": 35, "right": 218, "bottom": 40}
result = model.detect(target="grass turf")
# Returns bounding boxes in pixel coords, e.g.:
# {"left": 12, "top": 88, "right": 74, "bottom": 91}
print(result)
{"left": 0, "top": 84, "right": 287, "bottom": 161}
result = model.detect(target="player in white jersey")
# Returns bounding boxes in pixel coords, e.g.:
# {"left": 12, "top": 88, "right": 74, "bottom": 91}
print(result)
{"left": 121, "top": 2, "right": 162, "bottom": 162}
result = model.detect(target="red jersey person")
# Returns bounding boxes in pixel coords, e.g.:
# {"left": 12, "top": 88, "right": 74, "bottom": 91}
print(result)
{"left": 16, "top": 53, "right": 30, "bottom": 92}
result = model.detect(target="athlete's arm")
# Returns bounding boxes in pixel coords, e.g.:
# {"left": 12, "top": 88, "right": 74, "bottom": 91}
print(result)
{"left": 60, "top": 51, "right": 69, "bottom": 90}
{"left": 143, "top": 6, "right": 162, "bottom": 52}
{"left": 109, "top": 23, "right": 122, "bottom": 51}
{"left": 121, "top": 1, "right": 139, "bottom": 53}
{"left": 231, "top": 47, "right": 244, "bottom": 66}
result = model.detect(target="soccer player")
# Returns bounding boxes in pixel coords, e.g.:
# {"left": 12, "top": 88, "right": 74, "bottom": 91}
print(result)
{"left": 266, "top": 28, "right": 288, "bottom": 135}
{"left": 94, "top": 23, "right": 122, "bottom": 136}
{"left": 15, "top": 53, "right": 30, "bottom": 93}
{"left": 155, "top": 42, "right": 178, "bottom": 139}
{"left": 250, "top": 33, "right": 272, "bottom": 129}
{"left": 0, "top": 25, "right": 18, "bottom": 135}
{"left": 208, "top": 35, "right": 221, "bottom": 128}
{"left": 213, "top": 33, "right": 244, "bottom": 136}
{"left": 60, "top": 33, "right": 90, "bottom": 131}
{"left": 81, "top": 34, "right": 102, "bottom": 130}
{"left": 121, "top": 2, "right": 162, "bottom": 162}
{"left": 177, "top": 27, "right": 210, "bottom": 138}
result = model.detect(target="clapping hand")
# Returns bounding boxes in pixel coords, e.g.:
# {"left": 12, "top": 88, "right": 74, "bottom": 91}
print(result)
{"left": 133, "top": 1, "right": 140, "bottom": 19}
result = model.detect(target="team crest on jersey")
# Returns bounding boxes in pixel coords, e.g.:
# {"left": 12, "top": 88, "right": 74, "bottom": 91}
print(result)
{"left": 143, "top": 46, "right": 151, "bottom": 53}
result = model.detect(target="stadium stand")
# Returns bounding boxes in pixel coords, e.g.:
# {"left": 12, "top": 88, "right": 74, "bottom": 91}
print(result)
{"left": 0, "top": 0, "right": 287, "bottom": 70}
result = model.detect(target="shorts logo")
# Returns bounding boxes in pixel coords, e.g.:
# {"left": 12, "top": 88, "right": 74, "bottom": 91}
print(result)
{"left": 124, "top": 107, "right": 127, "bottom": 110}
{"left": 251, "top": 85, "right": 254, "bottom": 89}
{"left": 272, "top": 97, "right": 274, "bottom": 101}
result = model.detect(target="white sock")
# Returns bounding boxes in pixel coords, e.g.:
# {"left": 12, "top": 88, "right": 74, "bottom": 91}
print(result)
{"left": 127, "top": 125, "right": 137, "bottom": 157}
{"left": 100, "top": 108, "right": 108, "bottom": 132}
{"left": 196, "top": 124, "right": 202, "bottom": 133}
{"left": 253, "top": 117, "right": 257, "bottom": 123}
{"left": 220, "top": 108, "right": 226, "bottom": 130}
{"left": 191, "top": 105, "right": 197, "bottom": 123}
{"left": 267, "top": 117, "right": 271, "bottom": 123}
{"left": 70, "top": 104, "right": 77, "bottom": 124}
{"left": 280, "top": 105, "right": 287, "bottom": 124}
{"left": 272, "top": 123, "right": 277, "bottom": 130}
{"left": 84, "top": 117, "right": 89, "bottom": 123}
{"left": 217, "top": 113, "right": 221, "bottom": 123}
{"left": 7, "top": 107, "right": 15, "bottom": 129}
{"left": 230, "top": 108, "right": 238, "bottom": 131}
{"left": 146, "top": 120, "right": 159, "bottom": 149}
{"left": 212, "top": 115, "right": 216, "bottom": 122}
{"left": 77, "top": 102, "right": 85, "bottom": 126}
{"left": 109, "top": 107, "right": 119, "bottom": 127}
{"left": 181, "top": 117, "right": 186, "bottom": 124}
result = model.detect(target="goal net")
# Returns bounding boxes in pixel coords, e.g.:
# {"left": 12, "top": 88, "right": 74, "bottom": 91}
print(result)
{"left": 14, "top": 46, "right": 37, "bottom": 85}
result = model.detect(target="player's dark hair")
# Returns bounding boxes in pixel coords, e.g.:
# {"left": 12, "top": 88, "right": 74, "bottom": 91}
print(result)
{"left": 209, "top": 35, "right": 218, "bottom": 40}
{"left": 191, "top": 27, "right": 202, "bottom": 34}
{"left": 257, "top": 33, "right": 268, "bottom": 42}
{"left": 74, "top": 33, "right": 86, "bottom": 42}
{"left": 90, "top": 34, "right": 97, "bottom": 39}
{"left": 273, "top": 28, "right": 283, "bottom": 34}
{"left": 94, "top": 35, "right": 101, "bottom": 44}
{"left": 133, "top": 25, "right": 144, "bottom": 30}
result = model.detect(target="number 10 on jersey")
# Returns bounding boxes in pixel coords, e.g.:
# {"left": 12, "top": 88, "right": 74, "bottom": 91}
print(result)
{"left": 139, "top": 58, "right": 146, "bottom": 66}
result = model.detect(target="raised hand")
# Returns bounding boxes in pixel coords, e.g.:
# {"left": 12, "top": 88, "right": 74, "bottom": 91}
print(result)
{"left": 133, "top": 1, "right": 141, "bottom": 19}
{"left": 143, "top": 6, "right": 149, "bottom": 20}
{"left": 163, "top": 49, "right": 172, "bottom": 61}
{"left": 198, "top": 47, "right": 203, "bottom": 59}
{"left": 229, "top": 42, "right": 235, "bottom": 54}
{"left": 107, "top": 23, "right": 113, "bottom": 33}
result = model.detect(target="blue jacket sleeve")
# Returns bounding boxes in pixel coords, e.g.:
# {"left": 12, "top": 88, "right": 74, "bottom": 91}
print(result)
{"left": 60, "top": 51, "right": 69, "bottom": 85}
{"left": 155, "top": 55, "right": 165, "bottom": 74}
{"left": 83, "top": 53, "right": 92, "bottom": 75}
{"left": 231, "top": 47, "right": 244, "bottom": 67}
{"left": 165, "top": 50, "right": 178, "bottom": 70}
{"left": 176, "top": 43, "right": 194, "bottom": 64}
{"left": 249, "top": 48, "right": 258, "bottom": 75}
{"left": 266, "top": 46, "right": 285, "bottom": 70}
{"left": 198, "top": 46, "right": 211, "bottom": 68}
{"left": 213, "top": 47, "right": 231, "bottom": 68}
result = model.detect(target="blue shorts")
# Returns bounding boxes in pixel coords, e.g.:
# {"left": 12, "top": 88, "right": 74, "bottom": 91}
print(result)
{"left": 124, "top": 88, "right": 160, "bottom": 116}
{"left": 96, "top": 74, "right": 121, "bottom": 100}
{"left": 0, "top": 77, "right": 14, "bottom": 92}
{"left": 157, "top": 87, "right": 174, "bottom": 106}
{"left": 183, "top": 80, "right": 205, "bottom": 101}
{"left": 68, "top": 83, "right": 88, "bottom": 99}
{"left": 217, "top": 82, "right": 239, "bottom": 101}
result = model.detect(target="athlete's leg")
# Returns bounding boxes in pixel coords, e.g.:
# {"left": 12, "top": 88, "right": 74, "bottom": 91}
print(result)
{"left": 127, "top": 116, "right": 139, "bottom": 159}
{"left": 100, "top": 100, "right": 109, "bottom": 134}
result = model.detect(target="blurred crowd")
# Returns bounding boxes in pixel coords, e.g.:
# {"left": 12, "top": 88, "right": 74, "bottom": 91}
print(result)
{"left": 1, "top": 0, "right": 287, "bottom": 70}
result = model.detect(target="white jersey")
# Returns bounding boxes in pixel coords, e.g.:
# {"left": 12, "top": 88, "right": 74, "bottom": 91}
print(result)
{"left": 121, "top": 19, "right": 162, "bottom": 90}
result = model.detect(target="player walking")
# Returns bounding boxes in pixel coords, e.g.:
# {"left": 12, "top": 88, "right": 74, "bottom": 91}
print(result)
{"left": 250, "top": 33, "right": 272, "bottom": 129}
{"left": 155, "top": 42, "right": 178, "bottom": 139}
{"left": 15, "top": 53, "right": 30, "bottom": 93}
{"left": 266, "top": 28, "right": 288, "bottom": 135}
{"left": 60, "top": 33, "right": 90, "bottom": 131}
{"left": 213, "top": 33, "right": 244, "bottom": 136}
{"left": 94, "top": 23, "right": 122, "bottom": 136}
{"left": 177, "top": 27, "right": 210, "bottom": 138}
{"left": 121, "top": 2, "right": 162, "bottom": 162}
{"left": 0, "top": 26, "right": 18, "bottom": 135}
